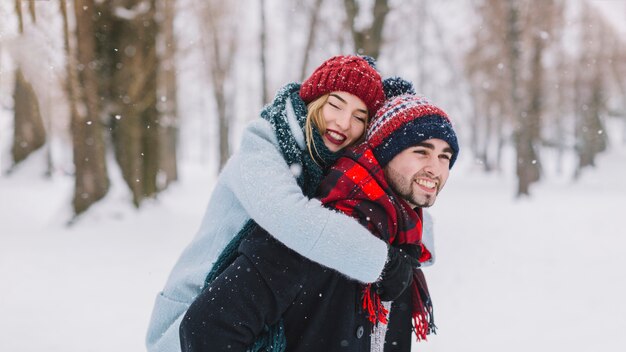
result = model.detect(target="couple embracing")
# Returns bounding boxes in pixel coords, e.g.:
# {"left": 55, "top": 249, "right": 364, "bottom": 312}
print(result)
{"left": 147, "top": 55, "right": 459, "bottom": 352}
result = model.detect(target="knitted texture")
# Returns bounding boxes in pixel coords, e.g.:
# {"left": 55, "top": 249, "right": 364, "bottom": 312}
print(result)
{"left": 249, "top": 322, "right": 287, "bottom": 352}
{"left": 382, "top": 76, "right": 416, "bottom": 99}
{"left": 366, "top": 94, "right": 460, "bottom": 168}
{"left": 203, "top": 83, "right": 340, "bottom": 352}
{"left": 262, "top": 83, "right": 339, "bottom": 196}
{"left": 299, "top": 55, "right": 385, "bottom": 117}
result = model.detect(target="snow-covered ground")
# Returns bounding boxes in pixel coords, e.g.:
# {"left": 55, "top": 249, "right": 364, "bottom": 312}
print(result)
{"left": 1, "top": 121, "right": 625, "bottom": 351}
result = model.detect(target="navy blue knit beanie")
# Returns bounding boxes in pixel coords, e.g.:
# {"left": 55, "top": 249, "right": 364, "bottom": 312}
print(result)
{"left": 366, "top": 93, "right": 460, "bottom": 168}
{"left": 383, "top": 76, "right": 416, "bottom": 99}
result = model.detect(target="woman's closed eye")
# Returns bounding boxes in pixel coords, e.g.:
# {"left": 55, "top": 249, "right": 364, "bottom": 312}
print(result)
{"left": 328, "top": 102, "right": 341, "bottom": 110}
{"left": 353, "top": 115, "right": 366, "bottom": 123}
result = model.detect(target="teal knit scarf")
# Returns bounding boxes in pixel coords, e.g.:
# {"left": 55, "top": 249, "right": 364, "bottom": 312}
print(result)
{"left": 203, "top": 83, "right": 339, "bottom": 352}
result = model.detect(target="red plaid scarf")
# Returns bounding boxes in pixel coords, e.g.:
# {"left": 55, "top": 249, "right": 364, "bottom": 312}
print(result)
{"left": 318, "top": 143, "right": 436, "bottom": 341}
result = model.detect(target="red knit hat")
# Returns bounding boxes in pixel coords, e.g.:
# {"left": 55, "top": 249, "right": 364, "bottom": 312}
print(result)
{"left": 299, "top": 55, "right": 385, "bottom": 117}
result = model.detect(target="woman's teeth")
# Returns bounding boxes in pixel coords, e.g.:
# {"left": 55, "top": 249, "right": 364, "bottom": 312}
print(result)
{"left": 327, "top": 130, "right": 346, "bottom": 143}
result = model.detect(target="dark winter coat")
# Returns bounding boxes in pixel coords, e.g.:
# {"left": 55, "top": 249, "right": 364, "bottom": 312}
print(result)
{"left": 180, "top": 227, "right": 415, "bottom": 352}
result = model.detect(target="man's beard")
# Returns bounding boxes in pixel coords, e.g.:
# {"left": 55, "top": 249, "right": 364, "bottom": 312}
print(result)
{"left": 384, "top": 166, "right": 438, "bottom": 208}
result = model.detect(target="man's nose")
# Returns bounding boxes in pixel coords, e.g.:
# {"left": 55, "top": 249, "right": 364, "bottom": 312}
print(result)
{"left": 423, "top": 156, "right": 441, "bottom": 177}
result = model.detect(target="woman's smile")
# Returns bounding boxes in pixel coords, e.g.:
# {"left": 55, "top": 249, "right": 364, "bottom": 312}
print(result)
{"left": 324, "top": 129, "right": 348, "bottom": 146}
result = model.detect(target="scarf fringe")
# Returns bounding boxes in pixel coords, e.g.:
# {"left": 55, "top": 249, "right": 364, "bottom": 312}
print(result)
{"left": 361, "top": 270, "right": 437, "bottom": 342}
{"left": 411, "top": 270, "right": 437, "bottom": 341}
{"left": 362, "top": 284, "right": 389, "bottom": 325}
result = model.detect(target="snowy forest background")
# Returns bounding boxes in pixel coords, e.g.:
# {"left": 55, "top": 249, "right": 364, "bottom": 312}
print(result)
{"left": 1, "top": 0, "right": 625, "bottom": 351}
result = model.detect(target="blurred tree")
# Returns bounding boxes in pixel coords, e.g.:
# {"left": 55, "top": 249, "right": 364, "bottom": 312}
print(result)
{"left": 465, "top": 0, "right": 514, "bottom": 172}
{"left": 574, "top": 3, "right": 609, "bottom": 177}
{"left": 512, "top": 0, "right": 562, "bottom": 196}
{"left": 343, "top": 0, "right": 389, "bottom": 59}
{"left": 157, "top": 0, "right": 179, "bottom": 187}
{"left": 544, "top": 7, "right": 570, "bottom": 176}
{"left": 61, "top": 0, "right": 110, "bottom": 216}
{"left": 60, "top": 0, "right": 179, "bottom": 213}
{"left": 608, "top": 31, "right": 626, "bottom": 144}
{"left": 414, "top": 0, "right": 426, "bottom": 94}
{"left": 502, "top": 0, "right": 539, "bottom": 197}
{"left": 466, "top": 0, "right": 563, "bottom": 196}
{"left": 197, "top": 0, "right": 238, "bottom": 172}
{"left": 299, "top": 0, "right": 325, "bottom": 81}
{"left": 93, "top": 0, "right": 168, "bottom": 206}
{"left": 11, "top": 0, "right": 46, "bottom": 168}
{"left": 610, "top": 27, "right": 626, "bottom": 144}
{"left": 260, "top": 0, "right": 269, "bottom": 104}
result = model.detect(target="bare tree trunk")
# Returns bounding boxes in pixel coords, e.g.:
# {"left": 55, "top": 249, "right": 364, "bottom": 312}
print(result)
{"left": 577, "top": 75, "right": 607, "bottom": 171}
{"left": 554, "top": 42, "right": 569, "bottom": 175}
{"left": 520, "top": 34, "right": 545, "bottom": 187}
{"left": 260, "top": 0, "right": 269, "bottom": 104}
{"left": 343, "top": 0, "right": 390, "bottom": 59}
{"left": 504, "top": 0, "right": 539, "bottom": 197}
{"left": 157, "top": 0, "right": 179, "bottom": 186}
{"left": 15, "top": 0, "right": 24, "bottom": 33}
{"left": 607, "top": 26, "right": 626, "bottom": 145}
{"left": 216, "top": 85, "right": 230, "bottom": 170}
{"left": 11, "top": 69, "right": 46, "bottom": 166}
{"left": 11, "top": 0, "right": 46, "bottom": 168}
{"left": 467, "top": 84, "right": 480, "bottom": 166}
{"left": 102, "top": 0, "right": 160, "bottom": 206}
{"left": 495, "top": 118, "right": 505, "bottom": 171}
{"left": 465, "top": 0, "right": 516, "bottom": 175}
{"left": 299, "top": 0, "right": 325, "bottom": 81}
{"left": 574, "top": 4, "right": 608, "bottom": 177}
{"left": 481, "top": 111, "right": 495, "bottom": 172}
{"left": 23, "top": 0, "right": 54, "bottom": 177}
{"left": 415, "top": 0, "right": 426, "bottom": 93}
{"left": 27, "top": 0, "right": 36, "bottom": 23}
{"left": 212, "top": 28, "right": 235, "bottom": 171}
{"left": 68, "top": 0, "right": 109, "bottom": 215}
{"left": 198, "top": 1, "right": 238, "bottom": 172}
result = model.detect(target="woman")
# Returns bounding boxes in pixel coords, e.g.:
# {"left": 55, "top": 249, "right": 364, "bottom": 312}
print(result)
{"left": 146, "top": 55, "right": 415, "bottom": 352}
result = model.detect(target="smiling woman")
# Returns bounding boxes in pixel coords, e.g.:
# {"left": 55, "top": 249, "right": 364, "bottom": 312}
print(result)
{"left": 318, "top": 92, "right": 369, "bottom": 151}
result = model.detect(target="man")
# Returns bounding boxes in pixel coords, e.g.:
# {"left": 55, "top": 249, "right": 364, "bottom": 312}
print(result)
{"left": 180, "top": 93, "right": 460, "bottom": 352}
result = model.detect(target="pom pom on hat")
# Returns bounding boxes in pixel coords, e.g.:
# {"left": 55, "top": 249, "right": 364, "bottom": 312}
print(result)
{"left": 299, "top": 55, "right": 385, "bottom": 117}
{"left": 358, "top": 55, "right": 378, "bottom": 69}
{"left": 383, "top": 76, "right": 416, "bottom": 99}
{"left": 367, "top": 94, "right": 460, "bottom": 168}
